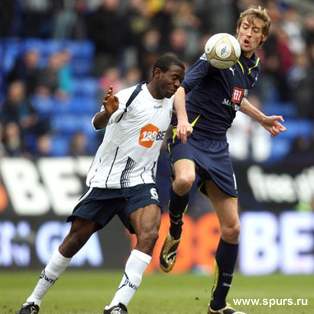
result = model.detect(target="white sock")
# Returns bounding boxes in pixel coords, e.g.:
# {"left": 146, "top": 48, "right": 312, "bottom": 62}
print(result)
{"left": 108, "top": 249, "right": 151, "bottom": 308}
{"left": 27, "top": 248, "right": 71, "bottom": 306}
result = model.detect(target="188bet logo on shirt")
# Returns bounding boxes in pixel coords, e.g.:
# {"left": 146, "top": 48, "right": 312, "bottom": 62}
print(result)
{"left": 139, "top": 124, "right": 166, "bottom": 148}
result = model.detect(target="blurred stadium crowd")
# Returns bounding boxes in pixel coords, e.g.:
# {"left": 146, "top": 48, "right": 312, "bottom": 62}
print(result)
{"left": 0, "top": 0, "right": 314, "bottom": 163}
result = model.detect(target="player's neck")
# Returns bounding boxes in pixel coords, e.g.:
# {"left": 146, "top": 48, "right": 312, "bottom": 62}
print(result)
{"left": 242, "top": 50, "right": 255, "bottom": 59}
{"left": 147, "top": 82, "right": 162, "bottom": 100}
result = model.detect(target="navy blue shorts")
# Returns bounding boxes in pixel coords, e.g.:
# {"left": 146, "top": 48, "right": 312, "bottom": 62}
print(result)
{"left": 67, "top": 184, "right": 161, "bottom": 234}
{"left": 167, "top": 134, "right": 238, "bottom": 198}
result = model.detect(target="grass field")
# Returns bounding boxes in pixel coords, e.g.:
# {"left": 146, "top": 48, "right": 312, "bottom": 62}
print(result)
{"left": 1, "top": 270, "right": 313, "bottom": 314}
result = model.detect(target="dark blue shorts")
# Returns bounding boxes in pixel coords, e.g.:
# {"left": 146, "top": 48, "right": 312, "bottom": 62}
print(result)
{"left": 67, "top": 184, "right": 161, "bottom": 234}
{"left": 167, "top": 134, "right": 238, "bottom": 198}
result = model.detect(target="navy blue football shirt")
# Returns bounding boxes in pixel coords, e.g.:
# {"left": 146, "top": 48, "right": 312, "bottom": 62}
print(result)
{"left": 179, "top": 53, "right": 261, "bottom": 139}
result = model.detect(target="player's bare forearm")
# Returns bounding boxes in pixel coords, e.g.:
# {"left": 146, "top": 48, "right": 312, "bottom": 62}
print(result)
{"left": 93, "top": 111, "right": 112, "bottom": 130}
{"left": 239, "top": 98, "right": 266, "bottom": 123}
{"left": 240, "top": 98, "right": 286, "bottom": 137}
{"left": 174, "top": 87, "right": 188, "bottom": 122}
{"left": 93, "top": 86, "right": 119, "bottom": 130}
{"left": 174, "top": 87, "right": 193, "bottom": 144}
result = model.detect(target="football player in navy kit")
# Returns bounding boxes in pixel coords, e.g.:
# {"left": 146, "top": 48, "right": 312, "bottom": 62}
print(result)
{"left": 160, "top": 6, "right": 286, "bottom": 314}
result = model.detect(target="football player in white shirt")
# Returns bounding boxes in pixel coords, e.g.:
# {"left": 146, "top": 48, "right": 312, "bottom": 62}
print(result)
{"left": 17, "top": 55, "right": 186, "bottom": 314}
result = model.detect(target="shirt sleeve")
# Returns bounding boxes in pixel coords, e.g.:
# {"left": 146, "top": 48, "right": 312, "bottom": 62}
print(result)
{"left": 181, "top": 54, "right": 215, "bottom": 93}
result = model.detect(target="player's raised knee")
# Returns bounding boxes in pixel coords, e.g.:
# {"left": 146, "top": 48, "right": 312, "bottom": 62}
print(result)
{"left": 174, "top": 173, "right": 195, "bottom": 195}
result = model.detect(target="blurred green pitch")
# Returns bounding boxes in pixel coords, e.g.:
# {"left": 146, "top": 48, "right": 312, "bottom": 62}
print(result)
{"left": 1, "top": 271, "right": 313, "bottom": 314}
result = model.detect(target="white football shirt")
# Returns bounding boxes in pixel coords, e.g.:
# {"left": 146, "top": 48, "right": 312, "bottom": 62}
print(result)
{"left": 86, "top": 83, "right": 173, "bottom": 189}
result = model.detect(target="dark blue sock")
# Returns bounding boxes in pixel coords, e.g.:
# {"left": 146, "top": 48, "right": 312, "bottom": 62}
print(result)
{"left": 210, "top": 238, "right": 238, "bottom": 311}
{"left": 169, "top": 186, "right": 189, "bottom": 240}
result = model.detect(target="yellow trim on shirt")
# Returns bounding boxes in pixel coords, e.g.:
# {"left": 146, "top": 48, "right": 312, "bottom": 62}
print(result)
{"left": 248, "top": 57, "right": 260, "bottom": 75}
{"left": 237, "top": 60, "right": 244, "bottom": 74}
{"left": 237, "top": 57, "right": 260, "bottom": 75}
{"left": 171, "top": 114, "right": 201, "bottom": 143}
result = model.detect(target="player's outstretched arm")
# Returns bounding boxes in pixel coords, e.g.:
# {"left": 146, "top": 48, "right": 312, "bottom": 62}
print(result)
{"left": 174, "top": 87, "right": 193, "bottom": 144}
{"left": 93, "top": 85, "right": 119, "bottom": 130}
{"left": 240, "top": 98, "right": 286, "bottom": 137}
